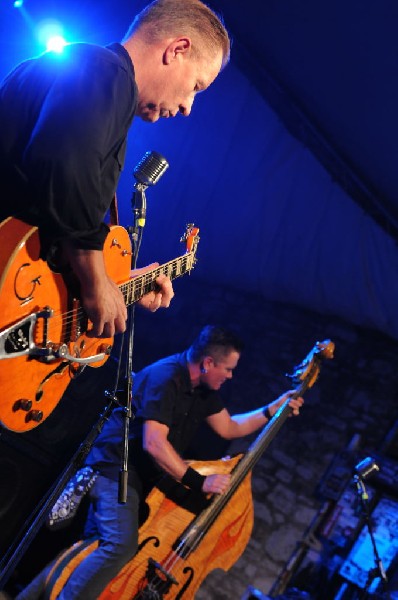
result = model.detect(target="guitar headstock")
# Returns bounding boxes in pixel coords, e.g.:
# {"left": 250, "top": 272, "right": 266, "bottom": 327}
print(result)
{"left": 180, "top": 223, "right": 200, "bottom": 255}
{"left": 287, "top": 339, "right": 335, "bottom": 390}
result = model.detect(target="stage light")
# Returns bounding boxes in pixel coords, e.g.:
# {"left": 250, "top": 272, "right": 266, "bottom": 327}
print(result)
{"left": 13, "top": 0, "right": 24, "bottom": 7}
{"left": 37, "top": 19, "right": 68, "bottom": 53}
{"left": 46, "top": 35, "right": 67, "bottom": 53}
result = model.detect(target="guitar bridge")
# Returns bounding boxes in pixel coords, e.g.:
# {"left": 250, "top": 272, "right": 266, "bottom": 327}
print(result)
{"left": 0, "top": 308, "right": 55, "bottom": 360}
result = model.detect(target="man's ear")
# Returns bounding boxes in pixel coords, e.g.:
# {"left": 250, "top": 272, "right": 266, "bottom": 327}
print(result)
{"left": 163, "top": 37, "right": 192, "bottom": 64}
{"left": 202, "top": 356, "right": 213, "bottom": 371}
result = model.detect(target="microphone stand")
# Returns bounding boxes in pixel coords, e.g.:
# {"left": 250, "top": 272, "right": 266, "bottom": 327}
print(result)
{"left": 118, "top": 149, "right": 168, "bottom": 503}
{"left": 354, "top": 474, "right": 390, "bottom": 600}
{"left": 118, "top": 182, "right": 147, "bottom": 503}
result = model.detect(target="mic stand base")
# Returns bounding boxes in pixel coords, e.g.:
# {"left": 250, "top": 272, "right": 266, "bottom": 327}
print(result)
{"left": 354, "top": 475, "right": 391, "bottom": 600}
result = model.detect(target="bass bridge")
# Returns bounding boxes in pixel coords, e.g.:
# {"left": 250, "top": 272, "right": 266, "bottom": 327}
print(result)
{"left": 134, "top": 557, "right": 178, "bottom": 600}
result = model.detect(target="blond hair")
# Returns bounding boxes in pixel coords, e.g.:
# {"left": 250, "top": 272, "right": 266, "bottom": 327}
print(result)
{"left": 124, "top": 0, "right": 231, "bottom": 68}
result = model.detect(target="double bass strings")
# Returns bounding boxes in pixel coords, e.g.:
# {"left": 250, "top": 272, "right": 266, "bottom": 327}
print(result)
{"left": 132, "top": 407, "right": 293, "bottom": 597}
{"left": 133, "top": 365, "right": 320, "bottom": 597}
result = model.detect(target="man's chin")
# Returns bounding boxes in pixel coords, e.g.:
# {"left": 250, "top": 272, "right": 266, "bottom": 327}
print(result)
{"left": 137, "top": 107, "right": 160, "bottom": 123}
{"left": 139, "top": 113, "right": 160, "bottom": 123}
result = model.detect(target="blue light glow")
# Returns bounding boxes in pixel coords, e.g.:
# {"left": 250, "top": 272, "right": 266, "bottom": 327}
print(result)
{"left": 37, "top": 19, "right": 67, "bottom": 52}
{"left": 46, "top": 35, "right": 67, "bottom": 53}
{"left": 13, "top": 0, "right": 24, "bottom": 7}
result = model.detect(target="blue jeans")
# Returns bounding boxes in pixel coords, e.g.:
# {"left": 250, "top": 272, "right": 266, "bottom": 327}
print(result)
{"left": 16, "top": 475, "right": 139, "bottom": 600}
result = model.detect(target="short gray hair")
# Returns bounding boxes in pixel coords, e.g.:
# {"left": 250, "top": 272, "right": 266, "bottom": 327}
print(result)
{"left": 124, "top": 0, "right": 231, "bottom": 68}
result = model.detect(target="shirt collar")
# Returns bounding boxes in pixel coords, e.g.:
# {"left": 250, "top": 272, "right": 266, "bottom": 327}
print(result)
{"left": 106, "top": 42, "right": 135, "bottom": 78}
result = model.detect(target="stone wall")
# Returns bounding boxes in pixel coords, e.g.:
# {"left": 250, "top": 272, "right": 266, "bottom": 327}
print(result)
{"left": 134, "top": 278, "right": 398, "bottom": 599}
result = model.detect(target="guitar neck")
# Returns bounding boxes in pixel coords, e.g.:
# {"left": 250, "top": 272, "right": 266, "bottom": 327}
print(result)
{"left": 120, "top": 250, "right": 196, "bottom": 307}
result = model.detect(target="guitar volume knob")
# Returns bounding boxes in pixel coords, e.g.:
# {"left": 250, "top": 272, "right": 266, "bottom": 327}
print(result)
{"left": 13, "top": 399, "right": 33, "bottom": 412}
{"left": 26, "top": 410, "right": 43, "bottom": 423}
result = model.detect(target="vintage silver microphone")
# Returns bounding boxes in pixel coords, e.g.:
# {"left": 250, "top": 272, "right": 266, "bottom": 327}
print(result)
{"left": 132, "top": 150, "right": 169, "bottom": 227}
{"left": 133, "top": 150, "right": 169, "bottom": 188}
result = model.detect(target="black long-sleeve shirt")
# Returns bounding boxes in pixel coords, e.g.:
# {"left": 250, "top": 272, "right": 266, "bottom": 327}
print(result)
{"left": 0, "top": 42, "right": 137, "bottom": 258}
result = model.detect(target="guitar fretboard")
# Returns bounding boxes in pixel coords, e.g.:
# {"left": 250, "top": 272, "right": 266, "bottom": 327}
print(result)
{"left": 120, "top": 251, "right": 196, "bottom": 306}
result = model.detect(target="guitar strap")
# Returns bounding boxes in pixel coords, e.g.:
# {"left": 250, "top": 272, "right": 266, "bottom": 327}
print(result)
{"left": 46, "top": 466, "right": 98, "bottom": 531}
{"left": 109, "top": 193, "right": 119, "bottom": 226}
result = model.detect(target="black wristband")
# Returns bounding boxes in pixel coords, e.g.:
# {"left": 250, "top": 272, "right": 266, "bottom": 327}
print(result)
{"left": 181, "top": 467, "right": 206, "bottom": 491}
{"left": 263, "top": 405, "right": 272, "bottom": 421}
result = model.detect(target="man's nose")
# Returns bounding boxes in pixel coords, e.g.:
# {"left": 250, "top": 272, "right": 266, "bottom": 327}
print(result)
{"left": 179, "top": 96, "right": 194, "bottom": 117}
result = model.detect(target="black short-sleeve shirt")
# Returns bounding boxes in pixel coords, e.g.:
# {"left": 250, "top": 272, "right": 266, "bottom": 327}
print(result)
{"left": 86, "top": 352, "right": 224, "bottom": 494}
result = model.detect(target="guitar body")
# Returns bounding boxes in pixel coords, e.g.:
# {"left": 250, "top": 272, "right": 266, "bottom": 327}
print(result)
{"left": 0, "top": 218, "right": 132, "bottom": 432}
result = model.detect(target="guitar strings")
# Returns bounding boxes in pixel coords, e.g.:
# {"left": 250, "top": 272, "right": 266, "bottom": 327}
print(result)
{"left": 41, "top": 254, "right": 195, "bottom": 347}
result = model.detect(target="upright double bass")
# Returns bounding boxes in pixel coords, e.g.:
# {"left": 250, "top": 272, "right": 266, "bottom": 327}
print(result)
{"left": 45, "top": 339, "right": 334, "bottom": 600}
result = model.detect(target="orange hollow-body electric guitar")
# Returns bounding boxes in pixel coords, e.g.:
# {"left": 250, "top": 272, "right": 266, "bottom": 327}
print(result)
{"left": 0, "top": 218, "right": 199, "bottom": 433}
